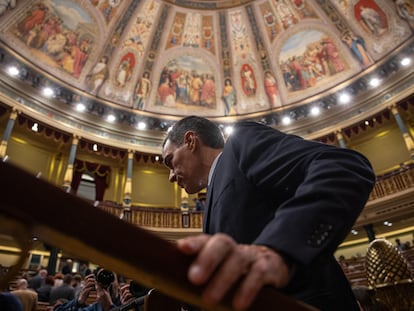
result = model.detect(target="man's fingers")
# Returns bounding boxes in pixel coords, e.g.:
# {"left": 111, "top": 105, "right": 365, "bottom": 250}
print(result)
{"left": 187, "top": 233, "right": 235, "bottom": 285}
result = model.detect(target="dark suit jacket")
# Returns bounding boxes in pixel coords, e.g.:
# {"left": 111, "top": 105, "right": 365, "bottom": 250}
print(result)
{"left": 203, "top": 121, "right": 375, "bottom": 311}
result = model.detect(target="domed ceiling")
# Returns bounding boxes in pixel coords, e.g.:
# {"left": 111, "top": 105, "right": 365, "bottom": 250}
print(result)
{"left": 0, "top": 0, "right": 413, "bottom": 151}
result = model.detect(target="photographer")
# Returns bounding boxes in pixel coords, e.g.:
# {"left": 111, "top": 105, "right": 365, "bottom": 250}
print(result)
{"left": 54, "top": 269, "right": 134, "bottom": 311}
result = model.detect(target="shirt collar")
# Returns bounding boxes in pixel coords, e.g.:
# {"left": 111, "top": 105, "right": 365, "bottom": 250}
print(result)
{"left": 208, "top": 152, "right": 222, "bottom": 186}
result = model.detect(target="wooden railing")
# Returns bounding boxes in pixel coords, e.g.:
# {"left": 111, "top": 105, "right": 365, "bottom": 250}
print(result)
{"left": 0, "top": 161, "right": 317, "bottom": 311}
{"left": 368, "top": 164, "right": 414, "bottom": 201}
{"left": 96, "top": 163, "right": 414, "bottom": 233}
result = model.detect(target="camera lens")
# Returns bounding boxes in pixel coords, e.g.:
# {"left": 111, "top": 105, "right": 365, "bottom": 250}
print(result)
{"left": 96, "top": 269, "right": 114, "bottom": 288}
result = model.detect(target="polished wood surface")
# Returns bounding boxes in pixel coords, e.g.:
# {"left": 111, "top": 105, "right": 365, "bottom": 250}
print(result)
{"left": 0, "top": 161, "right": 318, "bottom": 311}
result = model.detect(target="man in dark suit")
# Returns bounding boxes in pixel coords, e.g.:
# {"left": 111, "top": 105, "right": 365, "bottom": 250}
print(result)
{"left": 162, "top": 116, "right": 375, "bottom": 311}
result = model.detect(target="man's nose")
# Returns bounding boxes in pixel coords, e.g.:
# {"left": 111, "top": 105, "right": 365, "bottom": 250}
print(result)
{"left": 169, "top": 170, "right": 176, "bottom": 182}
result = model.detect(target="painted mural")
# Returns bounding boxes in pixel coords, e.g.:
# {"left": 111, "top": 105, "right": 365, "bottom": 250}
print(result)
{"left": 154, "top": 56, "right": 216, "bottom": 111}
{"left": 12, "top": 1, "right": 94, "bottom": 79}
{"left": 89, "top": 0, "right": 123, "bottom": 23}
{"left": 354, "top": 0, "right": 388, "bottom": 37}
{"left": 0, "top": 0, "right": 412, "bottom": 116}
{"left": 121, "top": 1, "right": 159, "bottom": 56}
{"left": 280, "top": 30, "right": 348, "bottom": 93}
{"left": 166, "top": 12, "right": 215, "bottom": 54}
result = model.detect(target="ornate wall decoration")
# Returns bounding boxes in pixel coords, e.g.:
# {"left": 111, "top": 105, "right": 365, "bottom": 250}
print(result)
{"left": 9, "top": 1, "right": 96, "bottom": 80}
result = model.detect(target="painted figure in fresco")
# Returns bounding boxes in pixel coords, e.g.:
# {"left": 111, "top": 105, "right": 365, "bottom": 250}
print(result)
{"left": 175, "top": 71, "right": 189, "bottom": 103}
{"left": 320, "top": 37, "right": 345, "bottom": 75}
{"left": 200, "top": 74, "right": 216, "bottom": 107}
{"left": 222, "top": 79, "right": 236, "bottom": 115}
{"left": 241, "top": 64, "right": 256, "bottom": 96}
{"left": 134, "top": 72, "right": 151, "bottom": 109}
{"left": 158, "top": 74, "right": 176, "bottom": 107}
{"left": 394, "top": 0, "right": 414, "bottom": 29}
{"left": 87, "top": 56, "right": 109, "bottom": 94}
{"left": 264, "top": 71, "right": 280, "bottom": 108}
{"left": 342, "top": 31, "right": 371, "bottom": 67}
{"left": 116, "top": 55, "right": 133, "bottom": 87}
{"left": 0, "top": 0, "right": 16, "bottom": 16}
{"left": 99, "top": 0, "right": 121, "bottom": 22}
{"left": 189, "top": 73, "right": 203, "bottom": 105}
{"left": 16, "top": 3, "right": 48, "bottom": 37}
{"left": 355, "top": 1, "right": 388, "bottom": 36}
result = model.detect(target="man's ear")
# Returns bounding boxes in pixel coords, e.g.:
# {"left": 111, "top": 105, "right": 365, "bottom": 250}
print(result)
{"left": 184, "top": 131, "right": 196, "bottom": 150}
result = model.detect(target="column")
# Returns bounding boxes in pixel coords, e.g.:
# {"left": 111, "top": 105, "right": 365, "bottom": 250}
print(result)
{"left": 62, "top": 135, "right": 79, "bottom": 192}
{"left": 0, "top": 109, "right": 18, "bottom": 159}
{"left": 122, "top": 150, "right": 134, "bottom": 222}
{"left": 181, "top": 188, "right": 190, "bottom": 228}
{"left": 390, "top": 105, "right": 414, "bottom": 159}
{"left": 335, "top": 130, "right": 347, "bottom": 148}
{"left": 363, "top": 224, "right": 376, "bottom": 242}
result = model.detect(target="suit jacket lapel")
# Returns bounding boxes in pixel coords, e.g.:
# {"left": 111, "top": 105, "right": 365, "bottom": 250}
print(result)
{"left": 203, "top": 183, "right": 213, "bottom": 232}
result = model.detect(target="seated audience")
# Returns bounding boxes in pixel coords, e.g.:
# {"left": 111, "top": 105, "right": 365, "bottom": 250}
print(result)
{"left": 28, "top": 268, "right": 48, "bottom": 291}
{"left": 36, "top": 275, "right": 55, "bottom": 302}
{"left": 49, "top": 274, "right": 75, "bottom": 305}
{"left": 55, "top": 269, "right": 134, "bottom": 311}
{"left": 11, "top": 278, "right": 37, "bottom": 311}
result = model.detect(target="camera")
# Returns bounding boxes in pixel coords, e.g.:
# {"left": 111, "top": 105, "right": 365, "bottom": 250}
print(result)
{"left": 95, "top": 269, "right": 114, "bottom": 289}
{"left": 129, "top": 280, "right": 148, "bottom": 298}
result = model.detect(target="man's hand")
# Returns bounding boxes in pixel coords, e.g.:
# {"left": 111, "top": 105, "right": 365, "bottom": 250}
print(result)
{"left": 77, "top": 273, "right": 96, "bottom": 305}
{"left": 119, "top": 283, "right": 135, "bottom": 305}
{"left": 176, "top": 233, "right": 291, "bottom": 311}
{"left": 96, "top": 283, "right": 114, "bottom": 311}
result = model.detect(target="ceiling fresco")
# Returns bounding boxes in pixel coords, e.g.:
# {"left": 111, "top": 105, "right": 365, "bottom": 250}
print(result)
{"left": 0, "top": 0, "right": 412, "bottom": 122}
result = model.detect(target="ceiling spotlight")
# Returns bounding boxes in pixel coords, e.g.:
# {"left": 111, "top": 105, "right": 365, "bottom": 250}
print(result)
{"left": 137, "top": 121, "right": 146, "bottom": 130}
{"left": 76, "top": 103, "right": 86, "bottom": 112}
{"left": 93, "top": 144, "right": 99, "bottom": 152}
{"left": 401, "top": 57, "right": 411, "bottom": 67}
{"left": 338, "top": 93, "right": 351, "bottom": 104}
{"left": 106, "top": 114, "right": 116, "bottom": 122}
{"left": 31, "top": 123, "right": 39, "bottom": 132}
{"left": 155, "top": 156, "right": 160, "bottom": 161}
{"left": 310, "top": 106, "right": 320, "bottom": 116}
{"left": 42, "top": 87, "right": 54, "bottom": 97}
{"left": 224, "top": 126, "right": 233, "bottom": 135}
{"left": 7, "top": 66, "right": 19, "bottom": 76}
{"left": 351, "top": 229, "right": 358, "bottom": 235}
{"left": 383, "top": 221, "right": 392, "bottom": 226}
{"left": 282, "top": 116, "right": 291, "bottom": 125}
{"left": 369, "top": 78, "right": 380, "bottom": 87}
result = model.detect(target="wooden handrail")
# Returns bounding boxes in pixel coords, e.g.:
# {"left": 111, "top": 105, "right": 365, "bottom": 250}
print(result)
{"left": 0, "top": 161, "right": 318, "bottom": 311}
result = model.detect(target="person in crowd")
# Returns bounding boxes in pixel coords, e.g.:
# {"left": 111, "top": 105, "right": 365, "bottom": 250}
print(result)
{"left": 61, "top": 259, "right": 73, "bottom": 275}
{"left": 49, "top": 274, "right": 75, "bottom": 305}
{"left": 161, "top": 116, "right": 375, "bottom": 311}
{"left": 79, "top": 262, "right": 91, "bottom": 278}
{"left": 54, "top": 269, "right": 134, "bottom": 311}
{"left": 0, "top": 291, "right": 23, "bottom": 311}
{"left": 71, "top": 273, "right": 83, "bottom": 297}
{"left": 53, "top": 273, "right": 64, "bottom": 288}
{"left": 11, "top": 278, "right": 37, "bottom": 311}
{"left": 28, "top": 268, "right": 48, "bottom": 291}
{"left": 36, "top": 275, "right": 55, "bottom": 302}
